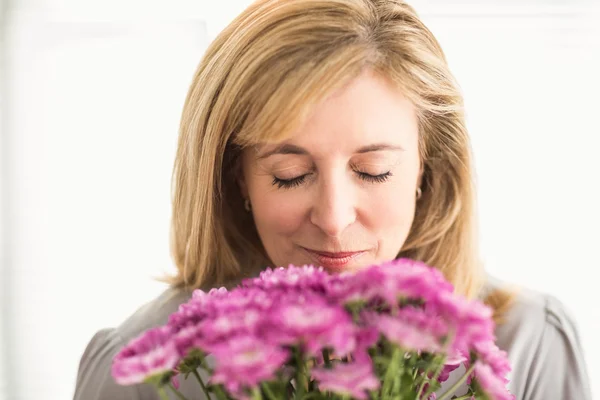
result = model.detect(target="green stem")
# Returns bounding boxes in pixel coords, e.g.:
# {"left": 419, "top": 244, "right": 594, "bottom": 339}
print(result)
{"left": 419, "top": 332, "right": 455, "bottom": 399}
{"left": 192, "top": 370, "right": 213, "bottom": 400}
{"left": 419, "top": 355, "right": 447, "bottom": 399}
{"left": 437, "top": 364, "right": 476, "bottom": 400}
{"left": 252, "top": 387, "right": 263, "bottom": 400}
{"left": 213, "top": 386, "right": 230, "bottom": 400}
{"left": 295, "top": 348, "right": 307, "bottom": 400}
{"left": 302, "top": 393, "right": 324, "bottom": 400}
{"left": 200, "top": 358, "right": 214, "bottom": 375}
{"left": 381, "top": 346, "right": 401, "bottom": 398}
{"left": 322, "top": 349, "right": 331, "bottom": 368}
{"left": 157, "top": 386, "right": 170, "bottom": 400}
{"left": 261, "top": 383, "right": 278, "bottom": 400}
{"left": 416, "top": 379, "right": 426, "bottom": 399}
{"left": 168, "top": 383, "right": 191, "bottom": 400}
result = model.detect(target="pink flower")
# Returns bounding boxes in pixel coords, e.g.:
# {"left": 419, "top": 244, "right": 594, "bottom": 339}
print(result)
{"left": 473, "top": 362, "right": 515, "bottom": 400}
{"left": 243, "top": 264, "right": 331, "bottom": 293}
{"left": 171, "top": 375, "right": 180, "bottom": 389}
{"left": 266, "top": 296, "right": 357, "bottom": 357}
{"left": 169, "top": 287, "right": 237, "bottom": 332}
{"left": 200, "top": 307, "right": 263, "bottom": 345}
{"left": 172, "top": 324, "right": 208, "bottom": 358}
{"left": 473, "top": 341, "right": 511, "bottom": 379}
{"left": 374, "top": 314, "right": 440, "bottom": 352}
{"left": 365, "top": 307, "right": 448, "bottom": 353}
{"left": 112, "top": 257, "right": 514, "bottom": 400}
{"left": 168, "top": 300, "right": 208, "bottom": 331}
{"left": 328, "top": 258, "right": 454, "bottom": 311}
{"left": 112, "top": 326, "right": 179, "bottom": 385}
{"left": 355, "top": 326, "right": 380, "bottom": 351}
{"left": 311, "top": 362, "right": 380, "bottom": 400}
{"left": 386, "top": 259, "right": 454, "bottom": 301}
{"left": 438, "top": 350, "right": 467, "bottom": 383}
{"left": 209, "top": 335, "right": 290, "bottom": 394}
{"left": 431, "top": 290, "right": 496, "bottom": 357}
{"left": 209, "top": 287, "right": 274, "bottom": 313}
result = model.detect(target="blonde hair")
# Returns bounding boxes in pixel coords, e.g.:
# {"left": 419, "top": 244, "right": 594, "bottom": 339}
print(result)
{"left": 166, "top": 0, "right": 512, "bottom": 316}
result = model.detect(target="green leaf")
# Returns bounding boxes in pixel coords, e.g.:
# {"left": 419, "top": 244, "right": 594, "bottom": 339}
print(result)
{"left": 178, "top": 349, "right": 206, "bottom": 374}
{"left": 262, "top": 381, "right": 288, "bottom": 399}
{"left": 206, "top": 383, "right": 231, "bottom": 400}
{"left": 144, "top": 371, "right": 175, "bottom": 388}
{"left": 397, "top": 372, "right": 417, "bottom": 399}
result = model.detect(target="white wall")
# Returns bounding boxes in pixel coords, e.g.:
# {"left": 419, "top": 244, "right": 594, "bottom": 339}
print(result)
{"left": 1, "top": 0, "right": 9, "bottom": 397}
{"left": 3, "top": 4, "right": 210, "bottom": 400}
{"left": 1, "top": 1, "right": 598, "bottom": 400}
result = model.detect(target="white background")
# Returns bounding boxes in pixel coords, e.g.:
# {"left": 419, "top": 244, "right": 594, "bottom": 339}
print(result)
{"left": 1, "top": 1, "right": 599, "bottom": 399}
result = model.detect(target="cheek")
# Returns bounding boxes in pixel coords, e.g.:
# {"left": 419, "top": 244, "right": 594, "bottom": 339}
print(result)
{"left": 361, "top": 177, "right": 418, "bottom": 250}
{"left": 368, "top": 186, "right": 415, "bottom": 227}
{"left": 252, "top": 192, "right": 307, "bottom": 238}
{"left": 363, "top": 185, "right": 416, "bottom": 262}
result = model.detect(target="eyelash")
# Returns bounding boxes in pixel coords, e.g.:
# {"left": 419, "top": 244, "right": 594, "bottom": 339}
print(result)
{"left": 272, "top": 171, "right": 392, "bottom": 189}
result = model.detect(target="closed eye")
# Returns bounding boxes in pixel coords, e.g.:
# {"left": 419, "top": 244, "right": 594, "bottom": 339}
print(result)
{"left": 272, "top": 171, "right": 392, "bottom": 189}
{"left": 272, "top": 174, "right": 309, "bottom": 189}
{"left": 357, "top": 171, "right": 392, "bottom": 183}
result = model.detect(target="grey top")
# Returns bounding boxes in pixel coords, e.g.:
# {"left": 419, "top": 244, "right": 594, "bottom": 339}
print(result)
{"left": 73, "top": 278, "right": 592, "bottom": 400}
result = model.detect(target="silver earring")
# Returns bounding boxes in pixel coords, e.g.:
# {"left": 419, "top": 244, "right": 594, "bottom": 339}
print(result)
{"left": 416, "top": 187, "right": 422, "bottom": 200}
{"left": 244, "top": 198, "right": 251, "bottom": 211}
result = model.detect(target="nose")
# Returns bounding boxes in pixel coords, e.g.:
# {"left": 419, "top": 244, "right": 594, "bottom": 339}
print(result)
{"left": 309, "top": 175, "right": 357, "bottom": 238}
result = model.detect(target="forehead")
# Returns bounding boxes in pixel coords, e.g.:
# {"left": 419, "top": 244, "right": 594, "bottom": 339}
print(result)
{"left": 255, "top": 70, "right": 419, "bottom": 156}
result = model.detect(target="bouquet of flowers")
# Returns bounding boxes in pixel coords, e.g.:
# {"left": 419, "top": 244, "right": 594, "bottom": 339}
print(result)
{"left": 112, "top": 259, "right": 514, "bottom": 400}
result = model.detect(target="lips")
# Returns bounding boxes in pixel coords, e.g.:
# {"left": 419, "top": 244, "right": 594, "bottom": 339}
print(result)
{"left": 301, "top": 247, "right": 366, "bottom": 271}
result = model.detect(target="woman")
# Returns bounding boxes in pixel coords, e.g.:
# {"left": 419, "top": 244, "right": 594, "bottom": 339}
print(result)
{"left": 73, "top": 0, "right": 591, "bottom": 399}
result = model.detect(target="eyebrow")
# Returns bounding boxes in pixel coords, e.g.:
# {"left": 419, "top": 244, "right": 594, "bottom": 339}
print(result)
{"left": 356, "top": 143, "right": 405, "bottom": 154}
{"left": 257, "top": 144, "right": 308, "bottom": 159}
{"left": 257, "top": 143, "right": 404, "bottom": 159}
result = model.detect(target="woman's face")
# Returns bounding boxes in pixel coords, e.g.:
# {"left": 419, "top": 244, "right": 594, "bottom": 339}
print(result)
{"left": 240, "top": 70, "right": 422, "bottom": 273}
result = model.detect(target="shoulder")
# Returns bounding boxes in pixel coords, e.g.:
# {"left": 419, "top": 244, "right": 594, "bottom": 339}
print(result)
{"left": 484, "top": 277, "right": 592, "bottom": 399}
{"left": 116, "top": 287, "right": 194, "bottom": 343}
{"left": 484, "top": 277, "right": 578, "bottom": 350}
{"left": 73, "top": 287, "right": 193, "bottom": 400}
